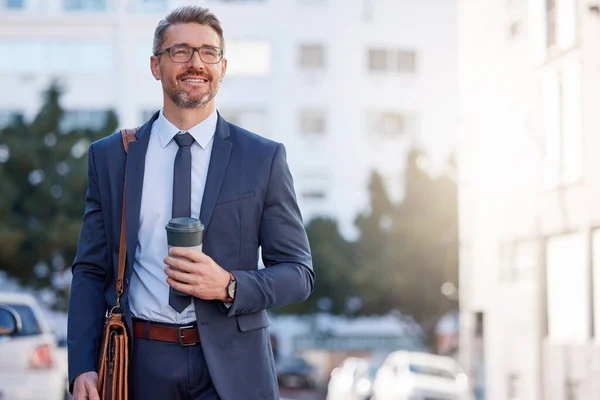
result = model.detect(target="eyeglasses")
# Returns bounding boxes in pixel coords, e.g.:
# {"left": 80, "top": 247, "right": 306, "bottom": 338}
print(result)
{"left": 155, "top": 45, "right": 223, "bottom": 64}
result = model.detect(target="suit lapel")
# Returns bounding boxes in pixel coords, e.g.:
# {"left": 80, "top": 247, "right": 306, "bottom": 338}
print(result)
{"left": 200, "top": 114, "right": 232, "bottom": 231}
{"left": 124, "top": 116, "right": 154, "bottom": 270}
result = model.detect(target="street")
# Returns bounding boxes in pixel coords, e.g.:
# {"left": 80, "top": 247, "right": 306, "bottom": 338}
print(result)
{"left": 279, "top": 387, "right": 327, "bottom": 400}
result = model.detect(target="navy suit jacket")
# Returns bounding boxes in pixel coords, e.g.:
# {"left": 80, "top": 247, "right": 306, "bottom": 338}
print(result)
{"left": 67, "top": 112, "right": 315, "bottom": 399}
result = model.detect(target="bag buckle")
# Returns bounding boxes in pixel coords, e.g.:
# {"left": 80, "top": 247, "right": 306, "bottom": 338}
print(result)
{"left": 178, "top": 325, "right": 197, "bottom": 347}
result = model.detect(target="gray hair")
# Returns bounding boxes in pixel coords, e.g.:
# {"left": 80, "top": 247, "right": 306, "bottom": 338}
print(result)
{"left": 152, "top": 5, "right": 225, "bottom": 56}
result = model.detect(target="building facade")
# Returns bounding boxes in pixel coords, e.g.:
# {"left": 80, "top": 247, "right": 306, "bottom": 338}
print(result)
{"left": 0, "top": 0, "right": 457, "bottom": 238}
{"left": 459, "top": 0, "right": 600, "bottom": 399}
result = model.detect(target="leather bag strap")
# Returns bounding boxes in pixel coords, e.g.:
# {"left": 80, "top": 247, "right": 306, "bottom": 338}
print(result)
{"left": 115, "top": 128, "right": 139, "bottom": 305}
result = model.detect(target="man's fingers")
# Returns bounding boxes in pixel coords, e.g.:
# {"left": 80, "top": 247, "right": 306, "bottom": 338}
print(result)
{"left": 73, "top": 387, "right": 86, "bottom": 400}
{"left": 73, "top": 371, "right": 99, "bottom": 400}
{"left": 166, "top": 277, "right": 193, "bottom": 295}
{"left": 86, "top": 380, "right": 100, "bottom": 400}
{"left": 73, "top": 380, "right": 88, "bottom": 400}
{"left": 164, "top": 256, "right": 196, "bottom": 273}
{"left": 73, "top": 384, "right": 92, "bottom": 400}
{"left": 168, "top": 246, "right": 207, "bottom": 262}
{"left": 164, "top": 266, "right": 196, "bottom": 283}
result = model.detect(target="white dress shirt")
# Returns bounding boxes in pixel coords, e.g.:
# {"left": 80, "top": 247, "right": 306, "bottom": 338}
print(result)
{"left": 129, "top": 109, "right": 217, "bottom": 324}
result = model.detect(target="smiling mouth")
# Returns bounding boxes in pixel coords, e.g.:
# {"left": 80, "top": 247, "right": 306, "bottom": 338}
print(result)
{"left": 181, "top": 78, "right": 209, "bottom": 83}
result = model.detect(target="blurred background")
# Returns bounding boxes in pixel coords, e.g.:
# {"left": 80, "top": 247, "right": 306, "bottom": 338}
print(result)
{"left": 0, "top": 0, "right": 597, "bottom": 399}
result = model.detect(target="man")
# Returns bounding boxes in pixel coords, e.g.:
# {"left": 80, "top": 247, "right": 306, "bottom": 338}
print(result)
{"left": 67, "top": 5, "right": 314, "bottom": 400}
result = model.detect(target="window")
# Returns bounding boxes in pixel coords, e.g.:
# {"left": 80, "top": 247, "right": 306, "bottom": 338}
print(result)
{"left": 542, "top": 61, "right": 582, "bottom": 188}
{"left": 546, "top": 0, "right": 557, "bottom": 48}
{"left": 50, "top": 41, "right": 113, "bottom": 72}
{"left": 5, "top": 0, "right": 25, "bottom": 9}
{"left": 137, "top": 41, "right": 153, "bottom": 71}
{"left": 64, "top": 0, "right": 107, "bottom": 11}
{"left": 300, "top": 109, "right": 326, "bottom": 135}
{"left": 368, "top": 48, "right": 416, "bottom": 73}
{"left": 409, "top": 364, "right": 456, "bottom": 380}
{"left": 472, "top": 311, "right": 485, "bottom": 396}
{"left": 557, "top": 0, "right": 576, "bottom": 50}
{"left": 2, "top": 304, "right": 42, "bottom": 337}
{"left": 362, "top": 0, "right": 374, "bottom": 21}
{"left": 218, "top": 109, "right": 268, "bottom": 137}
{"left": 560, "top": 61, "right": 582, "bottom": 183}
{"left": 506, "top": 0, "right": 526, "bottom": 40}
{"left": 396, "top": 50, "right": 416, "bottom": 72}
{"left": 546, "top": 233, "right": 590, "bottom": 343}
{"left": 542, "top": 70, "right": 560, "bottom": 187}
{"left": 60, "top": 110, "right": 109, "bottom": 132}
{"left": 368, "top": 111, "right": 414, "bottom": 136}
{"left": 299, "top": 44, "right": 325, "bottom": 69}
{"left": 498, "top": 240, "right": 538, "bottom": 283}
{"left": 508, "top": 21, "right": 521, "bottom": 39}
{"left": 135, "top": 0, "right": 167, "bottom": 12}
{"left": 226, "top": 40, "right": 271, "bottom": 77}
{"left": 299, "top": 173, "right": 329, "bottom": 201}
{"left": 507, "top": 373, "right": 522, "bottom": 400}
{"left": 513, "top": 241, "right": 538, "bottom": 281}
{"left": 475, "top": 312, "right": 484, "bottom": 336}
{"left": 546, "top": 0, "right": 576, "bottom": 50}
{"left": 369, "top": 49, "right": 387, "bottom": 71}
{"left": 0, "top": 40, "right": 113, "bottom": 73}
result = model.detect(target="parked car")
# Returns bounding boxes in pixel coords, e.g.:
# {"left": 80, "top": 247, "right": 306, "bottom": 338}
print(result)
{"left": 371, "top": 351, "right": 470, "bottom": 400}
{"left": 276, "top": 356, "right": 316, "bottom": 389}
{"left": 327, "top": 356, "right": 382, "bottom": 400}
{"left": 0, "top": 292, "right": 69, "bottom": 400}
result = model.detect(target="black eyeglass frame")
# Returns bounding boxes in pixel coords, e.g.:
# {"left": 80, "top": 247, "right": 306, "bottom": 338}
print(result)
{"left": 154, "top": 45, "right": 224, "bottom": 64}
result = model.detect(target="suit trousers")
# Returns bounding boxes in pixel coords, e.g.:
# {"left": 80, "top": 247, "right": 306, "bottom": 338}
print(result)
{"left": 129, "top": 323, "right": 220, "bottom": 400}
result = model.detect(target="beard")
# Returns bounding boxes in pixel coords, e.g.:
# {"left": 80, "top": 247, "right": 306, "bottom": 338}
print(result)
{"left": 164, "top": 70, "right": 218, "bottom": 109}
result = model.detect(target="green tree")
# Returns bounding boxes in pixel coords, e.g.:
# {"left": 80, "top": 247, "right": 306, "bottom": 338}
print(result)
{"left": 353, "top": 149, "right": 458, "bottom": 343}
{"left": 0, "top": 83, "right": 117, "bottom": 309}
{"left": 392, "top": 149, "right": 458, "bottom": 328}
{"left": 353, "top": 171, "right": 402, "bottom": 314}
{"left": 276, "top": 217, "right": 356, "bottom": 314}
{"left": 276, "top": 148, "right": 459, "bottom": 333}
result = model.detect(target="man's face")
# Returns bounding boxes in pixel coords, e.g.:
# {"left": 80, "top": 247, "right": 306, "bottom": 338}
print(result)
{"left": 151, "top": 23, "right": 227, "bottom": 109}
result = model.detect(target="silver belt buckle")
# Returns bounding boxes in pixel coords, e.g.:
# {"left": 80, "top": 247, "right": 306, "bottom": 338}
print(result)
{"left": 178, "top": 325, "right": 197, "bottom": 347}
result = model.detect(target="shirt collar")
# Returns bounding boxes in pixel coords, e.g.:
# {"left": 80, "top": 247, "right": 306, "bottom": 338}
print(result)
{"left": 157, "top": 109, "right": 218, "bottom": 149}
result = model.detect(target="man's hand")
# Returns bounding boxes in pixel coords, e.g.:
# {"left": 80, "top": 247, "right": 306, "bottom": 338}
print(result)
{"left": 73, "top": 371, "right": 99, "bottom": 400}
{"left": 164, "top": 247, "right": 231, "bottom": 301}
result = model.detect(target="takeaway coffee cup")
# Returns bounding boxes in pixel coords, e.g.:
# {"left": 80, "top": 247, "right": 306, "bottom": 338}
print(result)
{"left": 165, "top": 217, "right": 204, "bottom": 296}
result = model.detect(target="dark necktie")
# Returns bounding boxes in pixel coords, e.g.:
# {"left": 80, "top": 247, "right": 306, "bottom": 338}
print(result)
{"left": 169, "top": 132, "right": 195, "bottom": 313}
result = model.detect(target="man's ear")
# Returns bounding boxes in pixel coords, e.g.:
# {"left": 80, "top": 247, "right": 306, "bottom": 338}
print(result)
{"left": 220, "top": 58, "right": 227, "bottom": 82}
{"left": 150, "top": 56, "right": 162, "bottom": 81}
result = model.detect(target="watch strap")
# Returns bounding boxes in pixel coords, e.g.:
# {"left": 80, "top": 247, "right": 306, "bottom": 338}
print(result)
{"left": 225, "top": 271, "right": 236, "bottom": 303}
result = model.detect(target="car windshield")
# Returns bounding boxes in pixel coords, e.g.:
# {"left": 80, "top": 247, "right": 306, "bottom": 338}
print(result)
{"left": 409, "top": 363, "right": 456, "bottom": 380}
{"left": 278, "top": 357, "right": 309, "bottom": 371}
{"left": 1, "top": 304, "right": 42, "bottom": 337}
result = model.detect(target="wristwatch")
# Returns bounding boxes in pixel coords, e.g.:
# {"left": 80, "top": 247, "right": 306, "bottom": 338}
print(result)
{"left": 225, "top": 271, "right": 236, "bottom": 303}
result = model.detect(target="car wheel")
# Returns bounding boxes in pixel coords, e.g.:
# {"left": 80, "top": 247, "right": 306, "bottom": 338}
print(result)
{"left": 301, "top": 377, "right": 313, "bottom": 389}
